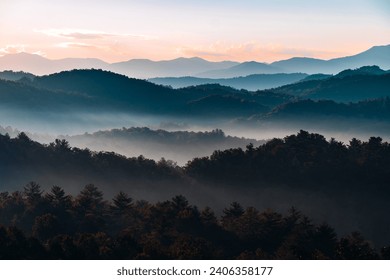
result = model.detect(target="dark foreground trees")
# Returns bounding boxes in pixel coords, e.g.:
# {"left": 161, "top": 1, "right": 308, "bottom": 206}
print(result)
{"left": 0, "top": 183, "right": 388, "bottom": 260}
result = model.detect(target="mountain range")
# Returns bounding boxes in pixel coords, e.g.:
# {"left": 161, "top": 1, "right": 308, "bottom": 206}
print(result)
{"left": 1, "top": 66, "right": 389, "bottom": 116}
{"left": 149, "top": 73, "right": 308, "bottom": 91}
{"left": 1, "top": 66, "right": 390, "bottom": 139}
{"left": 0, "top": 44, "right": 389, "bottom": 78}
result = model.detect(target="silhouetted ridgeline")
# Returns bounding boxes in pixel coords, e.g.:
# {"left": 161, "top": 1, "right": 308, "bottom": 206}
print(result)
{"left": 2, "top": 130, "right": 390, "bottom": 191}
{"left": 186, "top": 130, "right": 390, "bottom": 190}
{"left": 0, "top": 132, "right": 182, "bottom": 190}
{"left": 255, "top": 98, "right": 390, "bottom": 122}
{"left": 268, "top": 67, "right": 390, "bottom": 102}
{"left": 149, "top": 73, "right": 308, "bottom": 91}
{"left": 0, "top": 184, "right": 388, "bottom": 260}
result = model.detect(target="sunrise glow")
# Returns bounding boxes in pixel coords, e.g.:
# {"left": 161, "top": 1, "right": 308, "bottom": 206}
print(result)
{"left": 1, "top": 0, "right": 389, "bottom": 62}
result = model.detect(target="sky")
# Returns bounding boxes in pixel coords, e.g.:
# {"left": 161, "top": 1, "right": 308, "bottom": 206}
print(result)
{"left": 0, "top": 0, "right": 389, "bottom": 62}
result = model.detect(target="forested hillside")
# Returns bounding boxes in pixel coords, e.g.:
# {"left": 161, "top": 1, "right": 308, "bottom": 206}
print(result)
{"left": 1, "top": 131, "right": 390, "bottom": 249}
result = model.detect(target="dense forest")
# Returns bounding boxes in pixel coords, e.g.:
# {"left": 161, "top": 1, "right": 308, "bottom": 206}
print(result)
{"left": 0, "top": 131, "right": 182, "bottom": 191}
{"left": 0, "top": 183, "right": 388, "bottom": 260}
{"left": 186, "top": 130, "right": 390, "bottom": 190}
{"left": 2, "top": 130, "right": 390, "bottom": 191}
{"left": 1, "top": 130, "right": 390, "bottom": 256}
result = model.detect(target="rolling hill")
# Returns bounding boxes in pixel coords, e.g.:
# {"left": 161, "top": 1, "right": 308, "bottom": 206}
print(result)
{"left": 267, "top": 66, "right": 390, "bottom": 102}
{"left": 110, "top": 57, "right": 238, "bottom": 78}
{"left": 1, "top": 69, "right": 272, "bottom": 119}
{"left": 0, "top": 70, "right": 35, "bottom": 81}
{"left": 196, "top": 61, "right": 282, "bottom": 78}
{"left": 149, "top": 73, "right": 308, "bottom": 91}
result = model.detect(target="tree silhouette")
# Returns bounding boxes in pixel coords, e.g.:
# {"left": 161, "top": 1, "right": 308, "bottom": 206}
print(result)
{"left": 23, "top": 182, "right": 43, "bottom": 205}
{"left": 74, "top": 184, "right": 106, "bottom": 233}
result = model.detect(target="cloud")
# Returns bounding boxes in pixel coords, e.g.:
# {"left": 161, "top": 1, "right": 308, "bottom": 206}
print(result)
{"left": 0, "top": 44, "right": 27, "bottom": 55}
{"left": 37, "top": 29, "right": 108, "bottom": 39}
{"left": 59, "top": 32, "right": 107, "bottom": 40}
{"left": 177, "top": 41, "right": 277, "bottom": 61}
{"left": 176, "top": 48, "right": 226, "bottom": 58}
{"left": 177, "top": 42, "right": 349, "bottom": 62}
{"left": 32, "top": 50, "right": 47, "bottom": 57}
{"left": 35, "top": 29, "right": 156, "bottom": 40}
{"left": 56, "top": 42, "right": 97, "bottom": 49}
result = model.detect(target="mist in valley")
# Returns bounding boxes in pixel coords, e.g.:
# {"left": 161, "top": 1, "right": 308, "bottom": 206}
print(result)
{"left": 2, "top": 109, "right": 390, "bottom": 248}
{"left": 2, "top": 109, "right": 390, "bottom": 165}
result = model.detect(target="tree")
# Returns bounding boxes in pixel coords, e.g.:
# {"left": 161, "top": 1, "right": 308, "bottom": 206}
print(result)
{"left": 23, "top": 181, "right": 43, "bottom": 205}
{"left": 111, "top": 191, "right": 133, "bottom": 213}
{"left": 337, "top": 232, "right": 378, "bottom": 260}
{"left": 110, "top": 191, "right": 134, "bottom": 234}
{"left": 169, "top": 235, "right": 213, "bottom": 259}
{"left": 200, "top": 207, "right": 218, "bottom": 226}
{"left": 52, "top": 139, "right": 71, "bottom": 151}
{"left": 45, "top": 185, "right": 72, "bottom": 209}
{"left": 74, "top": 184, "right": 106, "bottom": 232}
{"left": 221, "top": 202, "right": 244, "bottom": 233}
{"left": 75, "top": 184, "right": 104, "bottom": 213}
{"left": 172, "top": 195, "right": 189, "bottom": 212}
{"left": 32, "top": 214, "right": 60, "bottom": 241}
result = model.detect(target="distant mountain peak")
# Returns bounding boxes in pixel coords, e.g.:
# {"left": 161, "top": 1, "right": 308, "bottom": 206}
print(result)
{"left": 241, "top": 61, "right": 267, "bottom": 65}
{"left": 366, "top": 44, "right": 390, "bottom": 51}
{"left": 2, "top": 52, "right": 48, "bottom": 60}
{"left": 4, "top": 52, "right": 40, "bottom": 57}
{"left": 177, "top": 57, "right": 207, "bottom": 61}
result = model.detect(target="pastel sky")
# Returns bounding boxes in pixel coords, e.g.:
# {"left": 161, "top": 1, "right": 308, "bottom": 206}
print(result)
{"left": 0, "top": 0, "right": 389, "bottom": 62}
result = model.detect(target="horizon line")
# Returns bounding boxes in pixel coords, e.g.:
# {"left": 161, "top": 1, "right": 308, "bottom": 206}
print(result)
{"left": 1, "top": 43, "right": 389, "bottom": 65}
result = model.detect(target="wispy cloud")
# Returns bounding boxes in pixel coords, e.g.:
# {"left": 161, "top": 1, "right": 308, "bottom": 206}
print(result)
{"left": 177, "top": 42, "right": 350, "bottom": 62}
{"left": 56, "top": 42, "right": 97, "bottom": 49}
{"left": 176, "top": 48, "right": 226, "bottom": 58}
{"left": 35, "top": 29, "right": 157, "bottom": 40}
{"left": 0, "top": 44, "right": 27, "bottom": 55}
{"left": 32, "top": 50, "right": 47, "bottom": 57}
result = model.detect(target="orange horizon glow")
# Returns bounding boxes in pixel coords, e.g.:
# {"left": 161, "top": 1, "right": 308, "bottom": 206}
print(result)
{"left": 0, "top": 42, "right": 382, "bottom": 64}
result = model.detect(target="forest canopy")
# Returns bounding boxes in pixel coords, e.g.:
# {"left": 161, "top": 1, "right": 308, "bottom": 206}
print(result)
{"left": 0, "top": 183, "right": 388, "bottom": 260}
